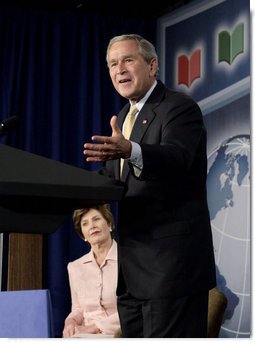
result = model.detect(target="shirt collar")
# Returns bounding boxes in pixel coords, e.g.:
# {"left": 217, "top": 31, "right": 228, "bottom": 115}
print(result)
{"left": 82, "top": 239, "right": 117, "bottom": 264}
{"left": 129, "top": 80, "right": 157, "bottom": 112}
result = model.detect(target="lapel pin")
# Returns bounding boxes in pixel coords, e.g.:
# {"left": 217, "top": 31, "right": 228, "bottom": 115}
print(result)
{"left": 142, "top": 119, "right": 148, "bottom": 124}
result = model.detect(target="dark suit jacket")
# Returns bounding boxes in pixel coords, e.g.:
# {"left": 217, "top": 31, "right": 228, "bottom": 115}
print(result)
{"left": 104, "top": 80, "right": 216, "bottom": 299}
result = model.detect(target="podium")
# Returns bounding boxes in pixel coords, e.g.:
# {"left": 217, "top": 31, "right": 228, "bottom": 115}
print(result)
{"left": 0, "top": 144, "right": 125, "bottom": 234}
{"left": 0, "top": 144, "right": 125, "bottom": 291}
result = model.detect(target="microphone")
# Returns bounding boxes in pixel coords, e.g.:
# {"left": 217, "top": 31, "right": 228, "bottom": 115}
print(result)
{"left": 0, "top": 116, "right": 19, "bottom": 137}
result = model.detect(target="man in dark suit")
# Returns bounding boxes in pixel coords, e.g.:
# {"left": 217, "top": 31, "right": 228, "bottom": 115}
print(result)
{"left": 84, "top": 34, "right": 216, "bottom": 338}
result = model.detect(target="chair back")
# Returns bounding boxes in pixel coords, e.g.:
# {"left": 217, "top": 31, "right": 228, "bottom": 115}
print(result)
{"left": 207, "top": 287, "right": 228, "bottom": 338}
{"left": 0, "top": 289, "right": 54, "bottom": 338}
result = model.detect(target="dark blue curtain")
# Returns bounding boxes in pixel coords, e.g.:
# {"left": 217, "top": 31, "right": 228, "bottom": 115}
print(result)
{"left": 0, "top": 5, "right": 157, "bottom": 336}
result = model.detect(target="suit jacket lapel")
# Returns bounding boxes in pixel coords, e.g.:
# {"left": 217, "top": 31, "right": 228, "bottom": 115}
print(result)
{"left": 120, "top": 106, "right": 157, "bottom": 181}
{"left": 116, "top": 80, "right": 166, "bottom": 181}
{"left": 130, "top": 107, "right": 156, "bottom": 142}
{"left": 130, "top": 80, "right": 165, "bottom": 143}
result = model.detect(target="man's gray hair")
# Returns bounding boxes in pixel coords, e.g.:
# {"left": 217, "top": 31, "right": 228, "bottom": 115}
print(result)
{"left": 106, "top": 34, "right": 158, "bottom": 66}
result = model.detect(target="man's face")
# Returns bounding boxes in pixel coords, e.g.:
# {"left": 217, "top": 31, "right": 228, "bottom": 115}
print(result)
{"left": 108, "top": 39, "right": 157, "bottom": 102}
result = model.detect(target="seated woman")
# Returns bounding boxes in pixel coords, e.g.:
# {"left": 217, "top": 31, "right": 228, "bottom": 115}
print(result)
{"left": 62, "top": 204, "right": 120, "bottom": 338}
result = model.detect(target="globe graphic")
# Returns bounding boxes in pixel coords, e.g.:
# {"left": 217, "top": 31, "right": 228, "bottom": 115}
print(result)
{"left": 207, "top": 134, "right": 250, "bottom": 338}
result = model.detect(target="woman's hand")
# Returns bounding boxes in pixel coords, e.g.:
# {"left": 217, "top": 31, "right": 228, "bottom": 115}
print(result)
{"left": 73, "top": 323, "right": 101, "bottom": 336}
{"left": 62, "top": 318, "right": 76, "bottom": 338}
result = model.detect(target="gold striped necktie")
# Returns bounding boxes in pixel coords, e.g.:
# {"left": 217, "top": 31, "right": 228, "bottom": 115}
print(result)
{"left": 120, "top": 105, "right": 138, "bottom": 176}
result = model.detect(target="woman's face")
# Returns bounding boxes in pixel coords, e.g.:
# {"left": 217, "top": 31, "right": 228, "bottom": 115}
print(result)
{"left": 80, "top": 208, "right": 112, "bottom": 245}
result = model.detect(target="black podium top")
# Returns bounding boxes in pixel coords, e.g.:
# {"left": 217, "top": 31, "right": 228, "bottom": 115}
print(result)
{"left": 0, "top": 144, "right": 125, "bottom": 233}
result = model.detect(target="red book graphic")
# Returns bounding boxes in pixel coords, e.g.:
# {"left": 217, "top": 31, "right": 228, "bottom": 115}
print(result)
{"left": 178, "top": 49, "right": 201, "bottom": 87}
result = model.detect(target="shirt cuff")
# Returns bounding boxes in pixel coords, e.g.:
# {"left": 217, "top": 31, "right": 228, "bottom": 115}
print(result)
{"left": 129, "top": 141, "right": 143, "bottom": 177}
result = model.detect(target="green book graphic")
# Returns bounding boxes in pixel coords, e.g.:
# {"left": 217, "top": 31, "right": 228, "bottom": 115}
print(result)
{"left": 218, "top": 22, "right": 244, "bottom": 64}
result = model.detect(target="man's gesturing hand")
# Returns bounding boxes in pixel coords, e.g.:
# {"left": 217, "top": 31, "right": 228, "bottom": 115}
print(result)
{"left": 83, "top": 115, "right": 132, "bottom": 162}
